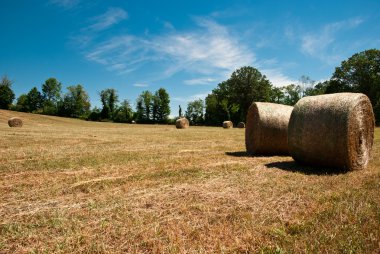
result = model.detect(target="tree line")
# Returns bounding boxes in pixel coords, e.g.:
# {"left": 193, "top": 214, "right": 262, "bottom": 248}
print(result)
{"left": 0, "top": 77, "right": 172, "bottom": 123}
{"left": 1, "top": 48, "right": 379, "bottom": 125}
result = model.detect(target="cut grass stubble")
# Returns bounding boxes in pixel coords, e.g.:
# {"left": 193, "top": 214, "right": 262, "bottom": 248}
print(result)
{"left": 0, "top": 110, "right": 379, "bottom": 253}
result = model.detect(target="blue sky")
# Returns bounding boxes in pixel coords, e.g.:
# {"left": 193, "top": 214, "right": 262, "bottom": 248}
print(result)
{"left": 1, "top": 0, "right": 379, "bottom": 116}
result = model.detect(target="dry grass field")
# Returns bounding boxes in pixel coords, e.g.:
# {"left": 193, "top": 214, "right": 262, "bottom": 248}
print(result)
{"left": 0, "top": 109, "right": 379, "bottom": 253}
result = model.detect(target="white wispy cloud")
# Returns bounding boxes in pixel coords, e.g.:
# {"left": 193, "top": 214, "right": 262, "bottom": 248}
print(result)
{"left": 184, "top": 77, "right": 217, "bottom": 85}
{"left": 50, "top": 0, "right": 80, "bottom": 9}
{"left": 262, "top": 68, "right": 297, "bottom": 87}
{"left": 82, "top": 17, "right": 255, "bottom": 80}
{"left": 133, "top": 83, "right": 149, "bottom": 87}
{"left": 88, "top": 7, "right": 128, "bottom": 31}
{"left": 301, "top": 17, "right": 364, "bottom": 64}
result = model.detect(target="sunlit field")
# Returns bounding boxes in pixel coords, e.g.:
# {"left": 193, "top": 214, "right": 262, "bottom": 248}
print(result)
{"left": 1, "top": 109, "right": 379, "bottom": 253}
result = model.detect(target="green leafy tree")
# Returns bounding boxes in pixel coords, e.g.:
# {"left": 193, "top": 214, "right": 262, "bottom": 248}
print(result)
{"left": 87, "top": 107, "right": 102, "bottom": 121}
{"left": 227, "top": 66, "right": 273, "bottom": 122}
{"left": 136, "top": 90, "right": 153, "bottom": 123}
{"left": 15, "top": 94, "right": 28, "bottom": 112}
{"left": 185, "top": 99, "right": 205, "bottom": 125}
{"left": 113, "top": 100, "right": 133, "bottom": 123}
{"left": 59, "top": 85, "right": 90, "bottom": 118}
{"left": 42, "top": 77, "right": 62, "bottom": 115}
{"left": 205, "top": 66, "right": 273, "bottom": 125}
{"left": 0, "top": 75, "right": 15, "bottom": 109}
{"left": 270, "top": 87, "right": 285, "bottom": 103}
{"left": 205, "top": 93, "right": 223, "bottom": 125}
{"left": 328, "top": 49, "right": 380, "bottom": 124}
{"left": 26, "top": 87, "right": 44, "bottom": 112}
{"left": 152, "top": 88, "right": 170, "bottom": 123}
{"left": 100, "top": 88, "right": 119, "bottom": 120}
{"left": 282, "top": 84, "right": 301, "bottom": 105}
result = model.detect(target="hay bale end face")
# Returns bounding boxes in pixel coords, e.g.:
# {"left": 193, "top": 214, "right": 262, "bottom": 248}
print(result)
{"left": 176, "top": 118, "right": 189, "bottom": 129}
{"left": 237, "top": 122, "right": 245, "bottom": 128}
{"left": 245, "top": 102, "right": 293, "bottom": 155}
{"left": 223, "top": 121, "right": 233, "bottom": 129}
{"left": 8, "top": 117, "right": 23, "bottom": 127}
{"left": 288, "top": 93, "right": 375, "bottom": 171}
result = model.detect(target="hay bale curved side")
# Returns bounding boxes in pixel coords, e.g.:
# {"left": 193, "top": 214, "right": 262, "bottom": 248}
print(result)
{"left": 237, "top": 122, "right": 245, "bottom": 128}
{"left": 245, "top": 102, "right": 293, "bottom": 155}
{"left": 223, "top": 121, "right": 233, "bottom": 129}
{"left": 176, "top": 118, "right": 189, "bottom": 129}
{"left": 288, "top": 93, "right": 375, "bottom": 171}
{"left": 8, "top": 117, "right": 23, "bottom": 127}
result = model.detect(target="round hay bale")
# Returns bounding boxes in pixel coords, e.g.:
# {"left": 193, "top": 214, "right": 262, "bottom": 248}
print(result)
{"left": 237, "top": 122, "right": 245, "bottom": 128}
{"left": 176, "top": 118, "right": 189, "bottom": 129}
{"left": 288, "top": 93, "right": 375, "bottom": 171}
{"left": 245, "top": 102, "right": 293, "bottom": 155}
{"left": 223, "top": 121, "right": 233, "bottom": 129}
{"left": 8, "top": 117, "right": 23, "bottom": 127}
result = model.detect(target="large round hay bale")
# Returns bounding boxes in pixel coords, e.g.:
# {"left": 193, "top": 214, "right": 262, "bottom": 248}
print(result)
{"left": 8, "top": 117, "right": 23, "bottom": 127}
{"left": 237, "top": 122, "right": 245, "bottom": 128}
{"left": 245, "top": 102, "right": 293, "bottom": 155}
{"left": 223, "top": 121, "right": 233, "bottom": 129}
{"left": 176, "top": 118, "right": 189, "bottom": 129}
{"left": 288, "top": 93, "right": 375, "bottom": 171}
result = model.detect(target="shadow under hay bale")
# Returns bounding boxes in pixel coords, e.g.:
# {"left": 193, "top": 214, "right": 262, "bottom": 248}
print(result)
{"left": 223, "top": 121, "right": 233, "bottom": 128}
{"left": 265, "top": 161, "right": 348, "bottom": 175}
{"left": 8, "top": 117, "right": 23, "bottom": 127}
{"left": 245, "top": 102, "right": 293, "bottom": 155}
{"left": 176, "top": 118, "right": 189, "bottom": 129}
{"left": 237, "top": 122, "right": 245, "bottom": 128}
{"left": 288, "top": 93, "right": 375, "bottom": 171}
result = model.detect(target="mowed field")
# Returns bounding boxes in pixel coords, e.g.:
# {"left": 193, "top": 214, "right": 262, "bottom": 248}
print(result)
{"left": 0, "top": 109, "right": 379, "bottom": 253}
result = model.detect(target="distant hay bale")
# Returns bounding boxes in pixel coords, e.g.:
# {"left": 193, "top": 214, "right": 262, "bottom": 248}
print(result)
{"left": 176, "top": 118, "right": 189, "bottom": 129}
{"left": 288, "top": 93, "right": 375, "bottom": 171}
{"left": 245, "top": 102, "right": 293, "bottom": 155}
{"left": 223, "top": 121, "right": 233, "bottom": 129}
{"left": 8, "top": 117, "right": 23, "bottom": 127}
{"left": 237, "top": 122, "right": 245, "bottom": 128}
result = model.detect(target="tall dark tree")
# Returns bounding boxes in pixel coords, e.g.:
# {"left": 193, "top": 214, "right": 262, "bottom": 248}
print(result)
{"left": 178, "top": 105, "right": 183, "bottom": 117}
{"left": 100, "top": 88, "right": 118, "bottom": 120}
{"left": 26, "top": 87, "right": 43, "bottom": 112}
{"left": 135, "top": 97, "right": 144, "bottom": 122}
{"left": 205, "top": 93, "right": 224, "bottom": 125}
{"left": 59, "top": 85, "right": 90, "bottom": 118}
{"left": 0, "top": 75, "right": 15, "bottom": 109}
{"left": 152, "top": 88, "right": 170, "bottom": 123}
{"left": 136, "top": 90, "right": 153, "bottom": 123}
